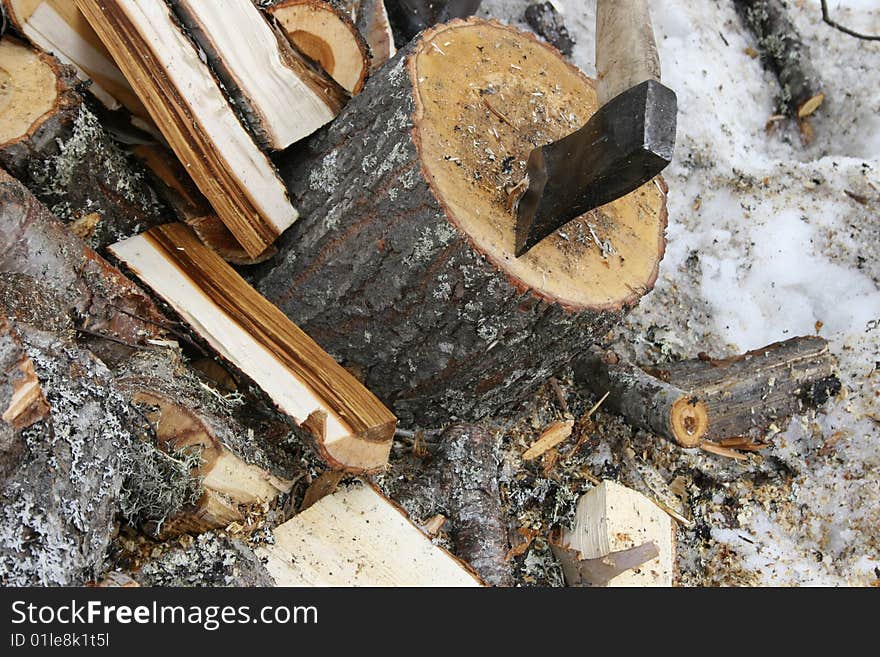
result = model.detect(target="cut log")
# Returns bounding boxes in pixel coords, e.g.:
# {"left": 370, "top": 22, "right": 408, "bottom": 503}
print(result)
{"left": 356, "top": 0, "right": 396, "bottom": 71}
{"left": 266, "top": 0, "right": 370, "bottom": 94}
{"left": 2, "top": 0, "right": 150, "bottom": 120}
{"left": 733, "top": 0, "right": 824, "bottom": 118}
{"left": 0, "top": 38, "right": 167, "bottom": 250}
{"left": 253, "top": 19, "right": 668, "bottom": 426}
{"left": 641, "top": 336, "right": 840, "bottom": 442}
{"left": 385, "top": 424, "right": 512, "bottom": 586}
{"left": 258, "top": 481, "right": 484, "bottom": 586}
{"left": 576, "top": 336, "right": 839, "bottom": 446}
{"left": 0, "top": 167, "right": 165, "bottom": 361}
{"left": 552, "top": 480, "right": 674, "bottom": 587}
{"left": 170, "top": 0, "right": 345, "bottom": 150}
{"left": 110, "top": 223, "right": 397, "bottom": 473}
{"left": 385, "top": 0, "right": 483, "bottom": 44}
{"left": 76, "top": 0, "right": 297, "bottom": 258}
{"left": 0, "top": 322, "right": 136, "bottom": 586}
{"left": 116, "top": 348, "right": 300, "bottom": 537}
{"left": 525, "top": 2, "right": 575, "bottom": 57}
{"left": 575, "top": 351, "right": 709, "bottom": 448}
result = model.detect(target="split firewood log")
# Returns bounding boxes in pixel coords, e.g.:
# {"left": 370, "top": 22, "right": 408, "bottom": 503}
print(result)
{"left": 384, "top": 424, "right": 512, "bottom": 586}
{"left": 265, "top": 0, "right": 371, "bottom": 94}
{"left": 551, "top": 480, "right": 675, "bottom": 587}
{"left": 110, "top": 223, "right": 397, "bottom": 473}
{"left": 0, "top": 38, "right": 167, "bottom": 250}
{"left": 0, "top": 169, "right": 302, "bottom": 536}
{"left": 116, "top": 349, "right": 301, "bottom": 537}
{"left": 354, "top": 0, "right": 396, "bottom": 70}
{"left": 76, "top": 0, "right": 300, "bottom": 258}
{"left": 258, "top": 481, "right": 484, "bottom": 586}
{"left": 168, "top": 0, "right": 346, "bottom": 150}
{"left": 251, "top": 18, "right": 668, "bottom": 426}
{"left": 575, "top": 336, "right": 840, "bottom": 447}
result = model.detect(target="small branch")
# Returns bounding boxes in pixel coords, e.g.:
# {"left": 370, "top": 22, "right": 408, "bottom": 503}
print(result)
{"left": 821, "top": 0, "right": 880, "bottom": 41}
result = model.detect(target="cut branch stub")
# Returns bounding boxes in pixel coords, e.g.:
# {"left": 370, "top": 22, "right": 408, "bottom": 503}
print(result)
{"left": 575, "top": 351, "right": 709, "bottom": 448}
{"left": 110, "top": 223, "right": 397, "bottom": 473}
{"left": 267, "top": 0, "right": 370, "bottom": 95}
{"left": 254, "top": 18, "right": 668, "bottom": 425}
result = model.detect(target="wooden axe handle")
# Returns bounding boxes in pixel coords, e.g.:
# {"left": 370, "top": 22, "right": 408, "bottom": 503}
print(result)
{"left": 596, "top": 0, "right": 661, "bottom": 105}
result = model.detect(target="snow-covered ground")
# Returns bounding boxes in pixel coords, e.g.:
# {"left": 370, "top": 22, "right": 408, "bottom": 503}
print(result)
{"left": 481, "top": 0, "right": 879, "bottom": 585}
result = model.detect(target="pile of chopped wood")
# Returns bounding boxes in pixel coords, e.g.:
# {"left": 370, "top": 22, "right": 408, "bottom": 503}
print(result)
{"left": 0, "top": 0, "right": 840, "bottom": 587}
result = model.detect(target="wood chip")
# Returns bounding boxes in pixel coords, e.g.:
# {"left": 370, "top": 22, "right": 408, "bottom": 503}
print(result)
{"left": 301, "top": 470, "right": 346, "bottom": 511}
{"left": 523, "top": 419, "right": 575, "bottom": 461}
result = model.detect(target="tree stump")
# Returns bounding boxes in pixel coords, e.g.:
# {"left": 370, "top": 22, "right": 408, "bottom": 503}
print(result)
{"left": 253, "top": 18, "right": 667, "bottom": 426}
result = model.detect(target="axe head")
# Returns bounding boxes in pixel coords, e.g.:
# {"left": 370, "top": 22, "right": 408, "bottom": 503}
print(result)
{"left": 514, "top": 79, "right": 677, "bottom": 257}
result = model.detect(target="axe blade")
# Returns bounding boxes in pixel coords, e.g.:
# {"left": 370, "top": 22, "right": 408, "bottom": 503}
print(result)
{"left": 514, "top": 79, "right": 677, "bottom": 257}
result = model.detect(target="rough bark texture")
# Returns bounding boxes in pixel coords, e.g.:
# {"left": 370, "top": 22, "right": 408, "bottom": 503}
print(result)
{"left": 384, "top": 424, "right": 512, "bottom": 586}
{"left": 733, "top": 0, "right": 823, "bottom": 116}
{"left": 0, "top": 167, "right": 165, "bottom": 365}
{"left": 252, "top": 42, "right": 626, "bottom": 426}
{"left": 115, "top": 349, "right": 299, "bottom": 535}
{"left": 525, "top": 2, "right": 574, "bottom": 56}
{"left": 0, "top": 47, "right": 168, "bottom": 251}
{"left": 642, "top": 336, "right": 840, "bottom": 441}
{"left": 575, "top": 351, "right": 709, "bottom": 447}
{"left": 133, "top": 532, "right": 274, "bottom": 587}
{"left": 0, "top": 323, "right": 137, "bottom": 585}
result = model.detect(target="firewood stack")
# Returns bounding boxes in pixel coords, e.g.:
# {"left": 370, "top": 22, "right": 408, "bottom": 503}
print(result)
{"left": 0, "top": 0, "right": 840, "bottom": 588}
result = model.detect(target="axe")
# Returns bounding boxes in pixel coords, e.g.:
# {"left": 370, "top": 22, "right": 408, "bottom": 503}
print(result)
{"left": 514, "top": 0, "right": 677, "bottom": 257}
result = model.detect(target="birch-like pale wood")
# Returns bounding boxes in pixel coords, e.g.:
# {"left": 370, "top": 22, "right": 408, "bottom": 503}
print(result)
{"left": 258, "top": 482, "right": 484, "bottom": 586}
{"left": 110, "top": 223, "right": 397, "bottom": 473}
{"left": 266, "top": 0, "right": 369, "bottom": 94}
{"left": 77, "top": 0, "right": 297, "bottom": 258}
{"left": 171, "top": 0, "right": 345, "bottom": 149}
{"left": 553, "top": 480, "right": 674, "bottom": 587}
{"left": 356, "top": 0, "right": 396, "bottom": 71}
{"left": 595, "top": 0, "right": 661, "bottom": 105}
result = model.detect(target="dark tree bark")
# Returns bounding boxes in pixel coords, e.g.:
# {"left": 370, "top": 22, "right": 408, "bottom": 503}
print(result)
{"left": 0, "top": 167, "right": 165, "bottom": 365}
{"left": 525, "top": 2, "right": 575, "bottom": 56}
{"left": 385, "top": 424, "right": 512, "bottom": 586}
{"left": 250, "top": 19, "right": 667, "bottom": 426}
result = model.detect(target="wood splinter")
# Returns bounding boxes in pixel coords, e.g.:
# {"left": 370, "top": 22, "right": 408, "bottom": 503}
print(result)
{"left": 110, "top": 223, "right": 397, "bottom": 473}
